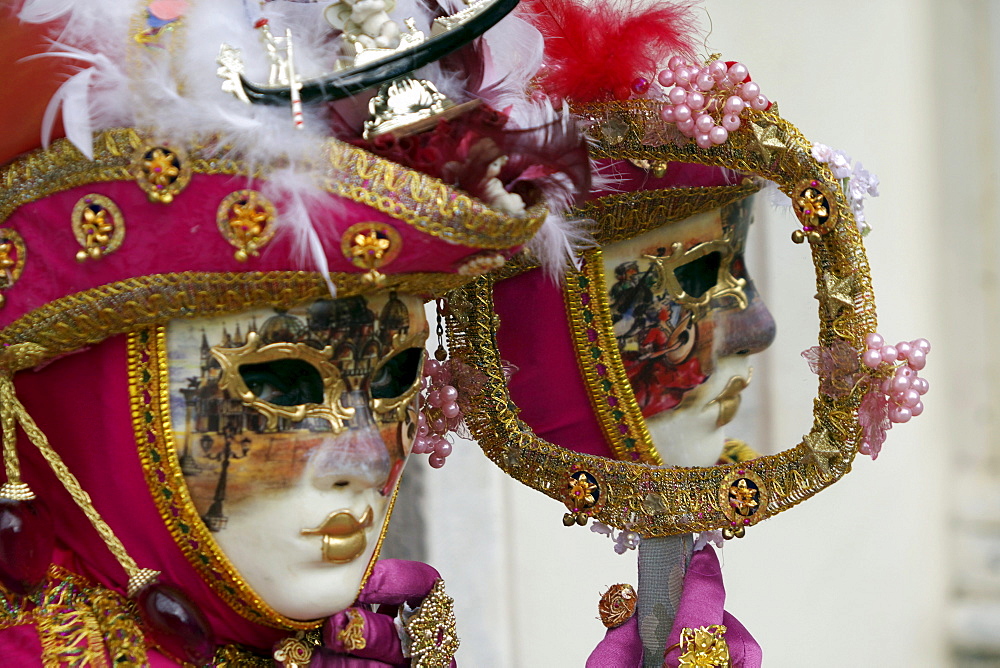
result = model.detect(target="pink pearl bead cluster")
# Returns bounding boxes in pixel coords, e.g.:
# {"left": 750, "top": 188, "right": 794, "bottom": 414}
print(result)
{"left": 413, "top": 359, "right": 462, "bottom": 468}
{"left": 861, "top": 333, "right": 930, "bottom": 424}
{"left": 656, "top": 57, "right": 770, "bottom": 149}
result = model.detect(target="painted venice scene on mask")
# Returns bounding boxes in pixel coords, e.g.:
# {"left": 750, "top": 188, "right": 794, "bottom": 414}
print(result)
{"left": 165, "top": 293, "right": 426, "bottom": 536}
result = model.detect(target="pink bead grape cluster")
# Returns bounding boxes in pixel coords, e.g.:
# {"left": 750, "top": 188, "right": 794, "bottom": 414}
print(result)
{"left": 861, "top": 333, "right": 930, "bottom": 424}
{"left": 413, "top": 359, "right": 462, "bottom": 468}
{"left": 656, "top": 57, "right": 770, "bottom": 149}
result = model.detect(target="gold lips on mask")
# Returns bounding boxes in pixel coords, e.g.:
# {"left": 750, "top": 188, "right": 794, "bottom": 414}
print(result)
{"left": 706, "top": 369, "right": 752, "bottom": 428}
{"left": 301, "top": 507, "right": 374, "bottom": 564}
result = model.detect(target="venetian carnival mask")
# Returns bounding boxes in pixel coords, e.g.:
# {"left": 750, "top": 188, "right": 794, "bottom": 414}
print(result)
{"left": 604, "top": 196, "right": 775, "bottom": 466}
{"left": 165, "top": 294, "right": 426, "bottom": 619}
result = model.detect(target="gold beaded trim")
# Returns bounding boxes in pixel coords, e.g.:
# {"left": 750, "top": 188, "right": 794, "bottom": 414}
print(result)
{"left": 0, "top": 271, "right": 468, "bottom": 373}
{"left": 445, "top": 103, "right": 878, "bottom": 537}
{"left": 404, "top": 579, "right": 460, "bottom": 668}
{"left": 578, "top": 180, "right": 761, "bottom": 246}
{"left": 0, "top": 128, "right": 547, "bottom": 250}
{"left": 563, "top": 252, "right": 661, "bottom": 465}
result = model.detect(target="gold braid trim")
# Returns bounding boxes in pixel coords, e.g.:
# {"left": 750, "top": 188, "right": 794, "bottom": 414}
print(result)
{"left": 580, "top": 181, "right": 762, "bottom": 246}
{"left": 563, "top": 250, "right": 661, "bottom": 464}
{"left": 0, "top": 271, "right": 469, "bottom": 373}
{"left": 0, "top": 129, "right": 547, "bottom": 250}
{"left": 446, "top": 103, "right": 877, "bottom": 537}
{"left": 0, "top": 374, "right": 154, "bottom": 589}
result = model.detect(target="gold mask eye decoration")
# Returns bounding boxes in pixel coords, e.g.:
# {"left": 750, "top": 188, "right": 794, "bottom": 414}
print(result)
{"left": 369, "top": 329, "right": 428, "bottom": 423}
{"left": 131, "top": 144, "right": 191, "bottom": 204}
{"left": 643, "top": 229, "right": 748, "bottom": 320}
{"left": 217, "top": 190, "right": 278, "bottom": 261}
{"left": 72, "top": 194, "right": 126, "bottom": 262}
{"left": 212, "top": 332, "right": 355, "bottom": 432}
{"left": 0, "top": 229, "right": 26, "bottom": 308}
{"left": 341, "top": 222, "right": 403, "bottom": 285}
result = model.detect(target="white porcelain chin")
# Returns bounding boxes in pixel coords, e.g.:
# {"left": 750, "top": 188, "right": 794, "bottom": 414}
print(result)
{"left": 645, "top": 355, "right": 752, "bottom": 467}
{"left": 213, "top": 483, "right": 391, "bottom": 620}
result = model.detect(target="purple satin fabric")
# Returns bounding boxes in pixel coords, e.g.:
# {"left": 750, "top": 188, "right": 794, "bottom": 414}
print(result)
{"left": 314, "top": 559, "right": 448, "bottom": 667}
{"left": 586, "top": 616, "right": 643, "bottom": 668}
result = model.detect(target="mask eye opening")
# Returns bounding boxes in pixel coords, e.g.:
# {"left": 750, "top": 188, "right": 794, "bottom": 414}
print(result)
{"left": 673, "top": 250, "right": 723, "bottom": 299}
{"left": 238, "top": 359, "right": 325, "bottom": 407}
{"left": 371, "top": 347, "right": 425, "bottom": 400}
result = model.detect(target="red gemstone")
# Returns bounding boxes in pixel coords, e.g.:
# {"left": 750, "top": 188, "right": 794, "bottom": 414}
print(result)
{"left": 138, "top": 583, "right": 215, "bottom": 664}
{"left": 0, "top": 499, "right": 54, "bottom": 595}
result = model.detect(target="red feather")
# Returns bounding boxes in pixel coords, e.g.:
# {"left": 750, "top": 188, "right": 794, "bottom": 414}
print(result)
{"left": 520, "top": 0, "right": 700, "bottom": 103}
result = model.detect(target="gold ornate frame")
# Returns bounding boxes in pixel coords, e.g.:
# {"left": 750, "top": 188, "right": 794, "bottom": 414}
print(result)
{"left": 446, "top": 101, "right": 878, "bottom": 537}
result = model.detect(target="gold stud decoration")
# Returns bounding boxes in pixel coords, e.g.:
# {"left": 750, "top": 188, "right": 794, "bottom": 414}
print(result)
{"left": 791, "top": 178, "right": 838, "bottom": 241}
{"left": 217, "top": 190, "right": 278, "bottom": 262}
{"left": 341, "top": 222, "right": 403, "bottom": 285}
{"left": 72, "top": 194, "right": 125, "bottom": 262}
{"left": 718, "top": 468, "right": 767, "bottom": 539}
{"left": 0, "top": 229, "right": 26, "bottom": 308}
{"left": 562, "top": 467, "right": 603, "bottom": 527}
{"left": 131, "top": 144, "right": 191, "bottom": 204}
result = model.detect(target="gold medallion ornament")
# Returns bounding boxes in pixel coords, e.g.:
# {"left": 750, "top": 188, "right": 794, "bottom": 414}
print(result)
{"left": 0, "top": 229, "right": 25, "bottom": 307}
{"left": 131, "top": 143, "right": 191, "bottom": 204}
{"left": 718, "top": 469, "right": 767, "bottom": 540}
{"left": 217, "top": 190, "right": 278, "bottom": 261}
{"left": 562, "top": 467, "right": 605, "bottom": 526}
{"left": 446, "top": 100, "right": 880, "bottom": 538}
{"left": 403, "top": 579, "right": 460, "bottom": 668}
{"left": 341, "top": 222, "right": 404, "bottom": 284}
{"left": 598, "top": 583, "right": 637, "bottom": 628}
{"left": 790, "top": 178, "right": 838, "bottom": 244}
{"left": 72, "top": 194, "right": 126, "bottom": 262}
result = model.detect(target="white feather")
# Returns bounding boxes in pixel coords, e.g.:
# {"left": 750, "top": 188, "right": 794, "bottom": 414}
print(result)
{"left": 263, "top": 168, "right": 344, "bottom": 298}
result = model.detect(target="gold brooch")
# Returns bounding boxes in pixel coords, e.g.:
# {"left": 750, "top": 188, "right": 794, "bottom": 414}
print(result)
{"left": 678, "top": 625, "right": 730, "bottom": 667}
{"left": 72, "top": 194, "right": 125, "bottom": 262}
{"left": 217, "top": 190, "right": 278, "bottom": 261}
{"left": 131, "top": 144, "right": 191, "bottom": 204}
{"left": 791, "top": 178, "right": 838, "bottom": 243}
{"left": 341, "top": 222, "right": 403, "bottom": 285}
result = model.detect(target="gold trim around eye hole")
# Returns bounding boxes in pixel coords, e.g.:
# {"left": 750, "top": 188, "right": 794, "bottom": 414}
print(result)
{"left": 370, "top": 329, "right": 429, "bottom": 422}
{"left": 643, "top": 230, "right": 747, "bottom": 320}
{"left": 211, "top": 332, "right": 355, "bottom": 433}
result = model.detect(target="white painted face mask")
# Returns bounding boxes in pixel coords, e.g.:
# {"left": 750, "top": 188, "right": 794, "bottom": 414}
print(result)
{"left": 164, "top": 293, "right": 427, "bottom": 619}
